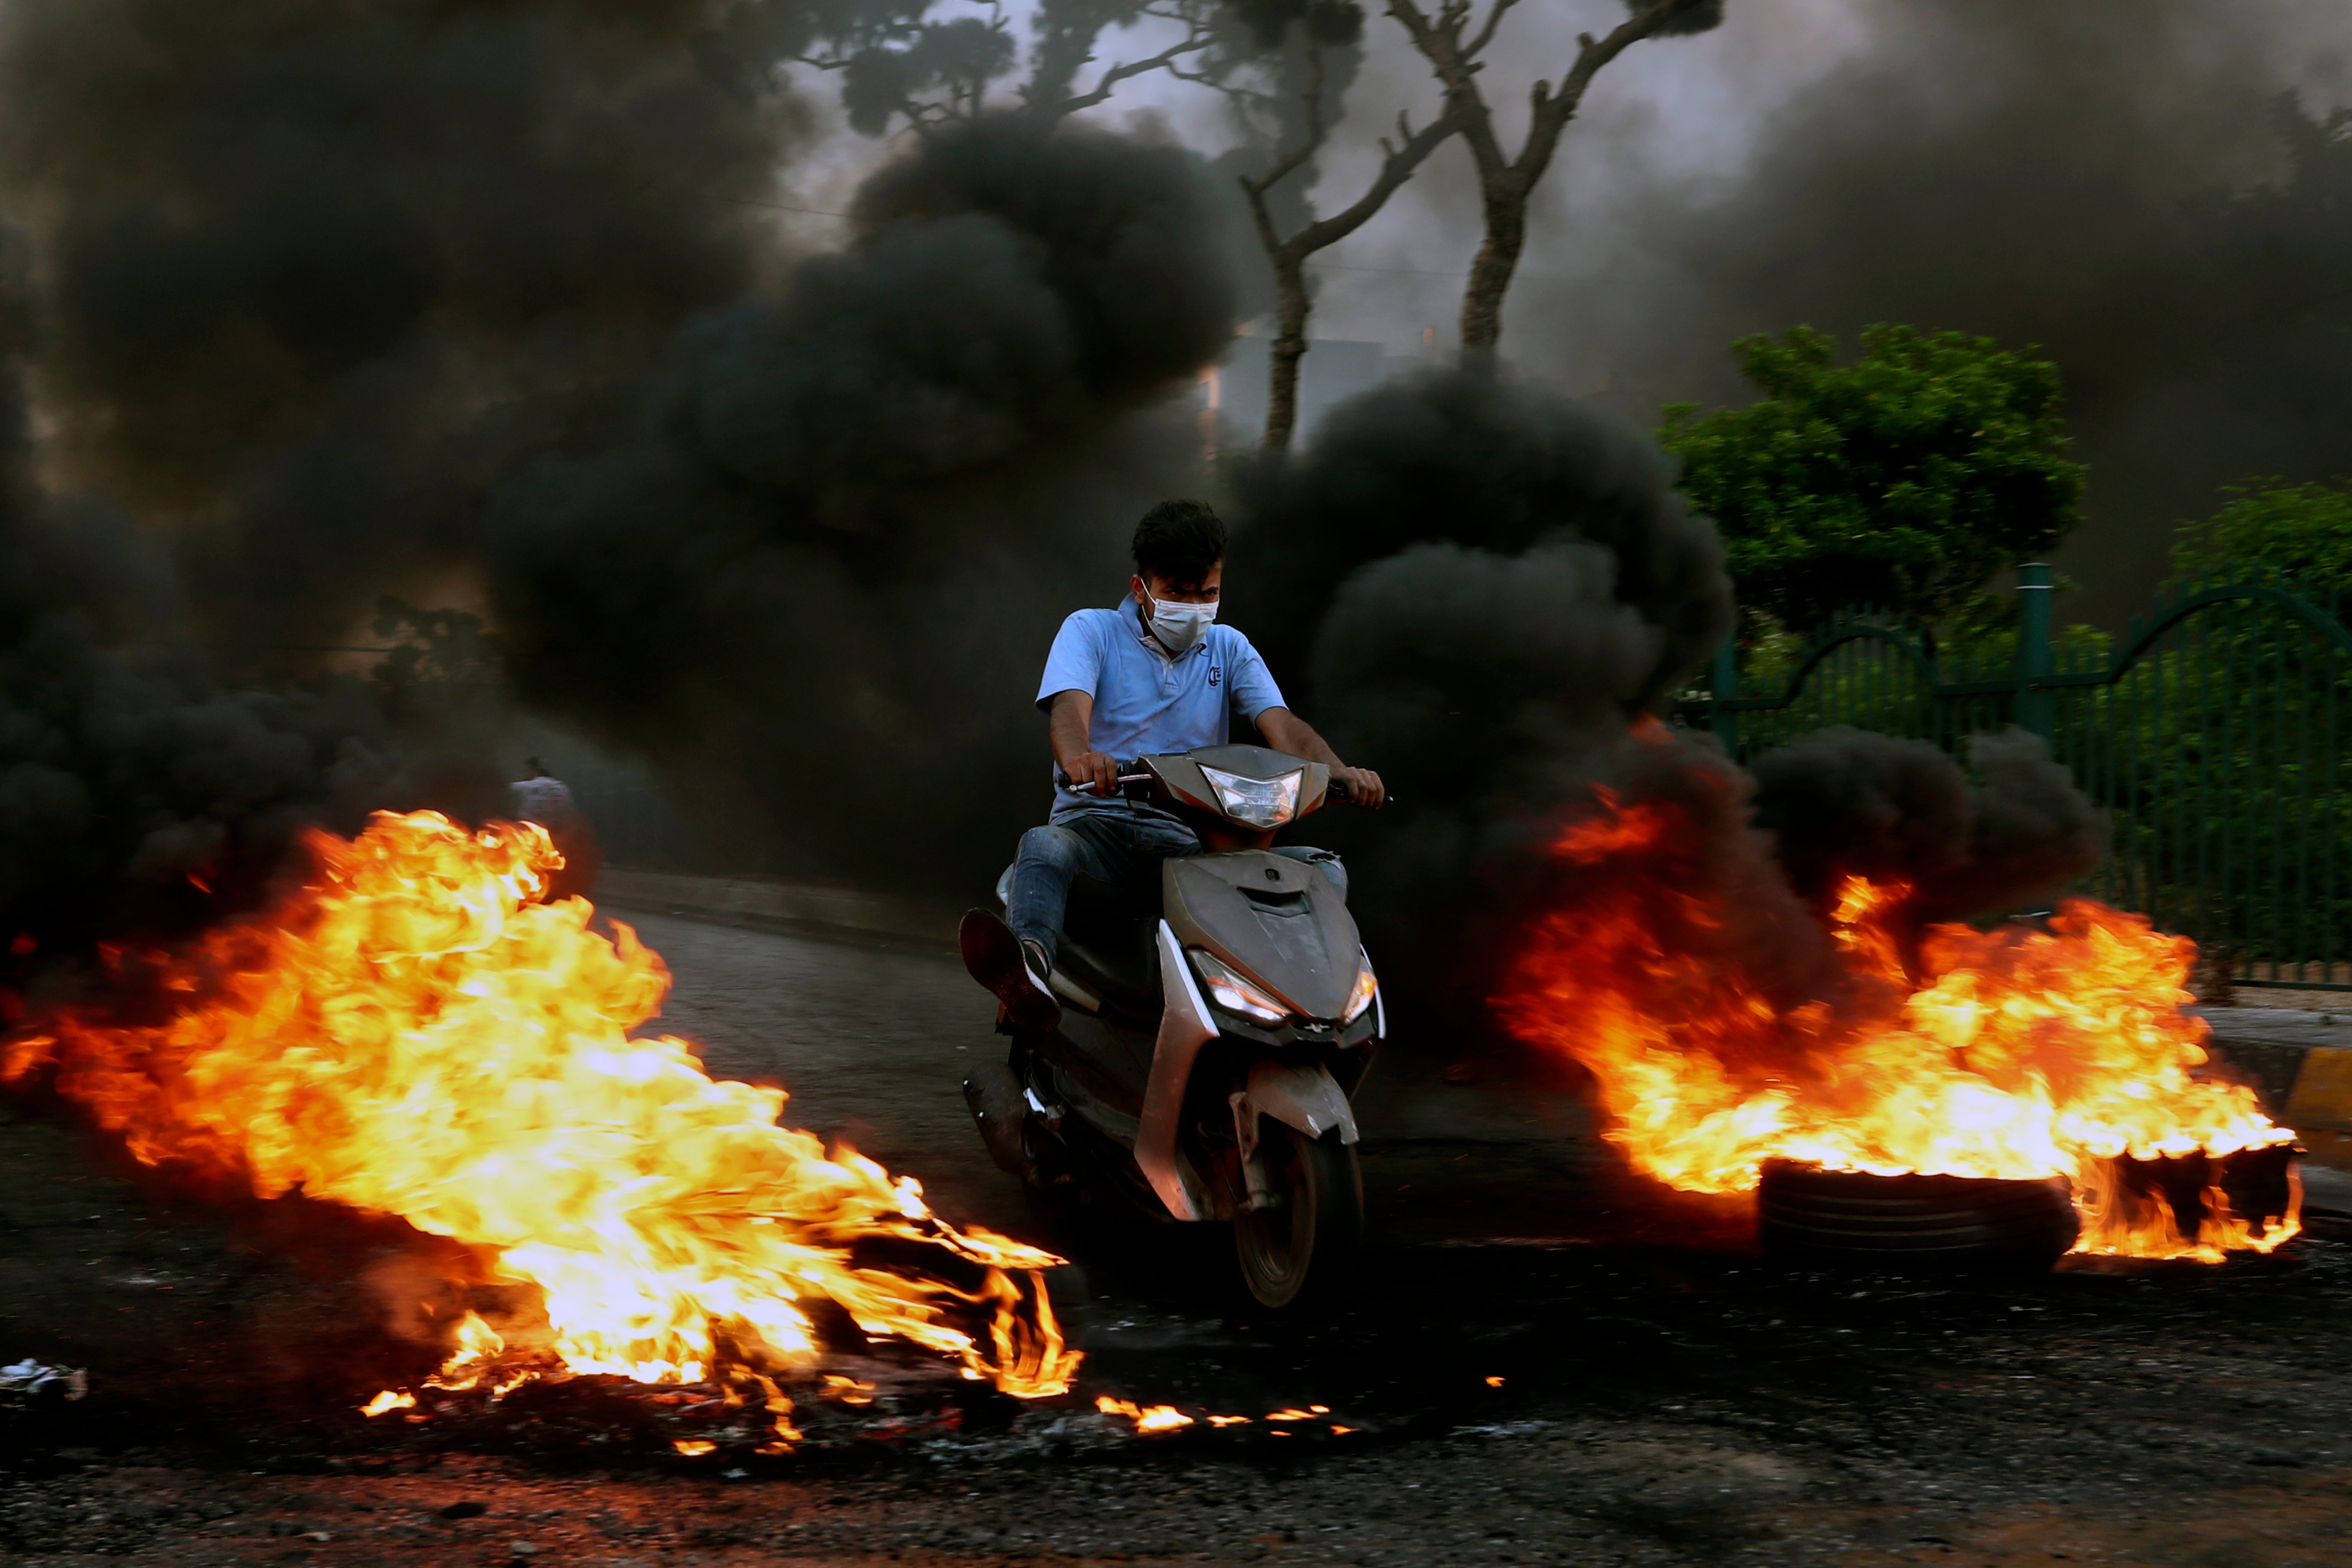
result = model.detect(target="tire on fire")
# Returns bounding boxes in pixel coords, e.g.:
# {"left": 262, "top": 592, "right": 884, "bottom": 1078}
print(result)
{"left": 1758, "top": 1160, "right": 2080, "bottom": 1269}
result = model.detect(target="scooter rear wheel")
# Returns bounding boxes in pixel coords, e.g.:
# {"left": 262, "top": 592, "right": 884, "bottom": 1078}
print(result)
{"left": 1234, "top": 1123, "right": 1363, "bottom": 1308}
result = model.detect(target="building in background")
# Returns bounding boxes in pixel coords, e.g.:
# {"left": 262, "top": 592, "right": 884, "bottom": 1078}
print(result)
{"left": 1201, "top": 335, "right": 1393, "bottom": 451}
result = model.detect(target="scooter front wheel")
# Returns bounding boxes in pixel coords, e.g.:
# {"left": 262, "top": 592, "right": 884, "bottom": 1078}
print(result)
{"left": 1233, "top": 1123, "right": 1364, "bottom": 1308}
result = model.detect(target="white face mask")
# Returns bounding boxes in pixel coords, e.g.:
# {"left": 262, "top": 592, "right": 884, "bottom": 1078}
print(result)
{"left": 1142, "top": 589, "right": 1217, "bottom": 653}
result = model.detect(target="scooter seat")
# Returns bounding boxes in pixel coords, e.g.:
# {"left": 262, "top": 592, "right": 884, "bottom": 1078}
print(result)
{"left": 993, "top": 865, "right": 1158, "bottom": 1013}
{"left": 1054, "top": 875, "right": 1160, "bottom": 1012}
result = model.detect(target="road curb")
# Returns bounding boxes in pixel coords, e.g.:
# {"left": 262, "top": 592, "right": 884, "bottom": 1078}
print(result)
{"left": 2194, "top": 1006, "right": 2352, "bottom": 1169}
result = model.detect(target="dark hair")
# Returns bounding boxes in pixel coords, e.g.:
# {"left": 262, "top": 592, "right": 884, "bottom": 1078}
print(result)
{"left": 526, "top": 756, "right": 547, "bottom": 774}
{"left": 1131, "top": 499, "right": 1226, "bottom": 585}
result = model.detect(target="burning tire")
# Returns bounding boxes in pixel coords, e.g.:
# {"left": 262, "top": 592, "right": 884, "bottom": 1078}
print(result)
{"left": 2079, "top": 1142, "right": 2303, "bottom": 1255}
{"left": 1234, "top": 1124, "right": 1363, "bottom": 1308}
{"left": 1758, "top": 1160, "right": 2080, "bottom": 1270}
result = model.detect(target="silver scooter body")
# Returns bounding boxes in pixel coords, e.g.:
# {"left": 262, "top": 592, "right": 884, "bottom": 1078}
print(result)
{"left": 964, "top": 744, "right": 1381, "bottom": 1307}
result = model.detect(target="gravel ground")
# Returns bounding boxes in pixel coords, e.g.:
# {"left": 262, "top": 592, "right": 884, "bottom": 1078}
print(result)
{"left": 5, "top": 913, "right": 2352, "bottom": 1567}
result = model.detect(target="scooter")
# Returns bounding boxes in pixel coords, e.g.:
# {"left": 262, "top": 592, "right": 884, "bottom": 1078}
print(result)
{"left": 962, "top": 744, "right": 1383, "bottom": 1308}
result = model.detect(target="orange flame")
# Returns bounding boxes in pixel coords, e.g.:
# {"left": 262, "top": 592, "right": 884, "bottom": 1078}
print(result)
{"left": 1095, "top": 1396, "right": 1194, "bottom": 1433}
{"left": 2, "top": 811, "right": 1081, "bottom": 1398}
{"left": 1501, "top": 790, "right": 2299, "bottom": 1261}
{"left": 424, "top": 1311, "right": 509, "bottom": 1392}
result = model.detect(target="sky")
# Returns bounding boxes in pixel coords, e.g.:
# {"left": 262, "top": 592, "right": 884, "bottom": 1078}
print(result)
{"left": 781, "top": 0, "right": 2342, "bottom": 359}
{"left": 768, "top": 0, "right": 2352, "bottom": 625}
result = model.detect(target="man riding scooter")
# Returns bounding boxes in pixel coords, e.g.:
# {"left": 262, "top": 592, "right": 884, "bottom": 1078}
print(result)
{"left": 959, "top": 499, "right": 1390, "bottom": 1305}
{"left": 959, "top": 499, "right": 1385, "bottom": 1031}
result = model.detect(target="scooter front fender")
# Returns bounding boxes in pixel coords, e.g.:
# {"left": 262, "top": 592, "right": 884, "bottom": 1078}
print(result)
{"left": 1242, "top": 1059, "right": 1359, "bottom": 1145}
{"left": 1136, "top": 920, "right": 1218, "bottom": 1221}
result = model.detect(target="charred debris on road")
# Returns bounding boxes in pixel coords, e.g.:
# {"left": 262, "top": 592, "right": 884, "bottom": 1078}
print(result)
{"left": 6, "top": 1032, "right": 2352, "bottom": 1559}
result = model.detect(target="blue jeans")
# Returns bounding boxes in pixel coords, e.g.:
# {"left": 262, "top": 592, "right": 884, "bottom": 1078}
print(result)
{"left": 1006, "top": 809, "right": 1347, "bottom": 961}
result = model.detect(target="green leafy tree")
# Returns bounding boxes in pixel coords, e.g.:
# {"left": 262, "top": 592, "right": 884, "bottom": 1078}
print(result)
{"left": 802, "top": 0, "right": 1250, "bottom": 136}
{"left": 2078, "top": 479, "right": 2352, "bottom": 978}
{"left": 1661, "top": 324, "right": 2086, "bottom": 637}
{"left": 2173, "top": 478, "right": 2352, "bottom": 591}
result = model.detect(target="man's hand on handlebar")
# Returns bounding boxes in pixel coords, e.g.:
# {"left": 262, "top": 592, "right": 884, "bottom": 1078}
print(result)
{"left": 1057, "top": 749, "right": 1124, "bottom": 796}
{"left": 1331, "top": 764, "right": 1386, "bottom": 809}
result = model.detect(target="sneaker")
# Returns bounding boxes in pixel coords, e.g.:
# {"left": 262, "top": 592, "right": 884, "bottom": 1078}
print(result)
{"left": 959, "top": 910, "right": 1061, "bottom": 1034}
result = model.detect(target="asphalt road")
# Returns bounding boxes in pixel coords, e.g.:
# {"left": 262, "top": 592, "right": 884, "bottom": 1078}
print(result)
{"left": 7, "top": 910, "right": 2352, "bottom": 1568}
{"left": 630, "top": 911, "right": 1042, "bottom": 1238}
{"left": 622, "top": 909, "right": 1656, "bottom": 1251}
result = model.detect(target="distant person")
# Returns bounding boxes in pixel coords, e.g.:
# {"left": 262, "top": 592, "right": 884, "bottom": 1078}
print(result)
{"left": 510, "top": 757, "right": 602, "bottom": 901}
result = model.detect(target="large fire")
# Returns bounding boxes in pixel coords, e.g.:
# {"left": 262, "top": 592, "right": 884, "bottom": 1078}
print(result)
{"left": 1, "top": 811, "right": 1079, "bottom": 1413}
{"left": 1502, "top": 787, "right": 2299, "bottom": 1262}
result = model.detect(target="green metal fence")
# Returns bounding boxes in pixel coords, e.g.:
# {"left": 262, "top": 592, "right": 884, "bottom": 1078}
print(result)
{"left": 1683, "top": 563, "right": 2352, "bottom": 993}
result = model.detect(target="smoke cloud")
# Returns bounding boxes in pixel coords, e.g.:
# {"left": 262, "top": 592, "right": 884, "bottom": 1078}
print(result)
{"left": 1219, "top": 368, "right": 1733, "bottom": 1014}
{"left": 0, "top": 368, "right": 389, "bottom": 972}
{"left": 484, "top": 116, "right": 1238, "bottom": 891}
{"left": 1239, "top": 365, "right": 1730, "bottom": 706}
{"left": 0, "top": 0, "right": 1245, "bottom": 919}
{"left": 0, "top": 1, "right": 860, "bottom": 978}
{"left": 1231, "top": 366, "right": 2107, "bottom": 1042}
{"left": 1527, "top": 0, "right": 2352, "bottom": 626}
{"left": 0, "top": 0, "right": 2166, "bottom": 1037}
{"left": 1749, "top": 726, "right": 2110, "bottom": 924}
{"left": 0, "top": 0, "right": 817, "bottom": 648}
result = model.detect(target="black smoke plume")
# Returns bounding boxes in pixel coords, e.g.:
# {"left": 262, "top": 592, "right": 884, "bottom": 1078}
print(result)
{"left": 1224, "top": 368, "right": 1732, "bottom": 1019}
{"left": 0, "top": 0, "right": 1243, "bottom": 919}
{"left": 1539, "top": 0, "right": 2352, "bottom": 627}
{"left": 0, "top": 0, "right": 2135, "bottom": 1060}
{"left": 485, "top": 117, "right": 1237, "bottom": 891}
{"left": 0, "top": 0, "right": 850, "bottom": 978}
{"left": 0, "top": 0, "right": 816, "bottom": 650}
{"left": 1632, "top": 0, "right": 1725, "bottom": 37}
{"left": 1234, "top": 368, "right": 2107, "bottom": 1045}
{"left": 1239, "top": 367, "right": 1730, "bottom": 716}
{"left": 1749, "top": 726, "right": 2110, "bottom": 924}
{"left": 0, "top": 363, "right": 389, "bottom": 978}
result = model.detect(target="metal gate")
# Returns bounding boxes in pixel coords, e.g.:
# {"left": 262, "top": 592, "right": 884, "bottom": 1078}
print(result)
{"left": 1685, "top": 564, "right": 2352, "bottom": 993}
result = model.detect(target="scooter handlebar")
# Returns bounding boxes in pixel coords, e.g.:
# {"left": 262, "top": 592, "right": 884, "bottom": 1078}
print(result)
{"left": 1055, "top": 763, "right": 1151, "bottom": 793}
{"left": 1322, "top": 778, "right": 1393, "bottom": 806}
{"left": 1051, "top": 763, "right": 1387, "bottom": 805}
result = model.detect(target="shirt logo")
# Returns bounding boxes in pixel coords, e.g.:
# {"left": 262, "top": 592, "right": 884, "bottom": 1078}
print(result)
{"left": 1209, "top": 665, "right": 1222, "bottom": 686}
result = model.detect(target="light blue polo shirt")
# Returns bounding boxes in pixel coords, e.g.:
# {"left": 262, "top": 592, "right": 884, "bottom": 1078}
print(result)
{"left": 1035, "top": 598, "right": 1286, "bottom": 820}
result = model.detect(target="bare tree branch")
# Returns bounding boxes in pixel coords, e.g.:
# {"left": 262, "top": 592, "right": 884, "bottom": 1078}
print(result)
{"left": 1539, "top": 0, "right": 1701, "bottom": 154}
{"left": 1384, "top": 0, "right": 1508, "bottom": 178}
{"left": 1236, "top": 49, "right": 1332, "bottom": 213}
{"left": 1014, "top": 0, "right": 1235, "bottom": 122}
{"left": 1461, "top": 0, "right": 1521, "bottom": 63}
{"left": 1387, "top": 0, "right": 1727, "bottom": 355}
{"left": 1049, "top": 31, "right": 1216, "bottom": 117}
{"left": 1237, "top": 45, "right": 1461, "bottom": 449}
{"left": 1166, "top": 64, "right": 1280, "bottom": 106}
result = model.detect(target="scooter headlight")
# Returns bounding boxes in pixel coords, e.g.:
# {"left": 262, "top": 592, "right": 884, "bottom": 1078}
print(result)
{"left": 1197, "top": 764, "right": 1301, "bottom": 829}
{"left": 1341, "top": 954, "right": 1379, "bottom": 1024}
{"left": 1190, "top": 949, "right": 1289, "bottom": 1025}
